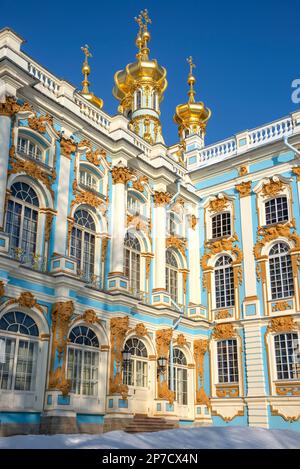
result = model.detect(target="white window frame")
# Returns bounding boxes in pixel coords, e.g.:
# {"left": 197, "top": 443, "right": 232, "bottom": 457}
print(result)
{"left": 17, "top": 136, "right": 43, "bottom": 162}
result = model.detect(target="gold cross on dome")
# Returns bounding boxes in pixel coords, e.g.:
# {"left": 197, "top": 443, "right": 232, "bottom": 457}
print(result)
{"left": 187, "top": 56, "right": 196, "bottom": 75}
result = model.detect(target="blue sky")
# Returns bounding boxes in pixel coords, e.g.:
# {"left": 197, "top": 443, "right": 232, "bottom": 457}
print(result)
{"left": 2, "top": 0, "right": 300, "bottom": 146}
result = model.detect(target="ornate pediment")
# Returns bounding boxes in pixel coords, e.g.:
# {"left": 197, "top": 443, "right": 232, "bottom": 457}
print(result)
{"left": 253, "top": 219, "right": 300, "bottom": 259}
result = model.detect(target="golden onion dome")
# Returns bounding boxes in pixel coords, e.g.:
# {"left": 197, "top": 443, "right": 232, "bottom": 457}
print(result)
{"left": 174, "top": 56, "right": 211, "bottom": 136}
{"left": 113, "top": 10, "right": 167, "bottom": 113}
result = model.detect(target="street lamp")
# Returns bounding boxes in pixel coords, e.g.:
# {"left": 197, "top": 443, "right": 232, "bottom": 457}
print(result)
{"left": 157, "top": 356, "right": 167, "bottom": 373}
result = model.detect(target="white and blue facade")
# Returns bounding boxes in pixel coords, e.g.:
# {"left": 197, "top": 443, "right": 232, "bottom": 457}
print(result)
{"left": 0, "top": 27, "right": 299, "bottom": 436}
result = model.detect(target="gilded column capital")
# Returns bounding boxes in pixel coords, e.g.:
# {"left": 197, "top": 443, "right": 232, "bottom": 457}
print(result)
{"left": 153, "top": 191, "right": 171, "bottom": 207}
{"left": 111, "top": 166, "right": 133, "bottom": 184}
{"left": 235, "top": 181, "right": 252, "bottom": 197}
{"left": 156, "top": 328, "right": 173, "bottom": 357}
{"left": 292, "top": 166, "right": 300, "bottom": 181}
{"left": 60, "top": 137, "right": 77, "bottom": 158}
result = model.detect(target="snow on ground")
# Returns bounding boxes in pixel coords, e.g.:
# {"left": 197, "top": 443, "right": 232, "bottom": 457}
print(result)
{"left": 0, "top": 426, "right": 300, "bottom": 449}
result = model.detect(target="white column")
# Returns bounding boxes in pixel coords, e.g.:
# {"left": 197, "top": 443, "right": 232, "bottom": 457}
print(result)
{"left": 188, "top": 215, "right": 201, "bottom": 304}
{"left": 243, "top": 321, "right": 269, "bottom": 428}
{"left": 53, "top": 151, "right": 71, "bottom": 255}
{"left": 239, "top": 193, "right": 257, "bottom": 298}
{"left": 0, "top": 115, "right": 11, "bottom": 228}
{"left": 153, "top": 193, "right": 168, "bottom": 290}
{"left": 110, "top": 181, "right": 126, "bottom": 274}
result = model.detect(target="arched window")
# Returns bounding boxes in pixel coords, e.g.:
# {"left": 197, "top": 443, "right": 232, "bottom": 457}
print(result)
{"left": 265, "top": 196, "right": 288, "bottom": 225}
{"left": 67, "top": 325, "right": 99, "bottom": 396}
{"left": 212, "top": 212, "right": 231, "bottom": 239}
{"left": 269, "top": 243, "right": 294, "bottom": 299}
{"left": 70, "top": 209, "right": 96, "bottom": 280}
{"left": 0, "top": 311, "right": 39, "bottom": 391}
{"left": 217, "top": 339, "right": 239, "bottom": 383}
{"left": 136, "top": 90, "right": 142, "bottom": 110}
{"left": 274, "top": 332, "right": 299, "bottom": 380}
{"left": 166, "top": 250, "right": 178, "bottom": 303}
{"left": 5, "top": 182, "right": 39, "bottom": 257}
{"left": 124, "top": 233, "right": 141, "bottom": 294}
{"left": 79, "top": 169, "right": 99, "bottom": 192}
{"left": 17, "top": 136, "right": 43, "bottom": 161}
{"left": 168, "top": 348, "right": 188, "bottom": 405}
{"left": 123, "top": 337, "right": 148, "bottom": 387}
{"left": 214, "top": 255, "right": 235, "bottom": 308}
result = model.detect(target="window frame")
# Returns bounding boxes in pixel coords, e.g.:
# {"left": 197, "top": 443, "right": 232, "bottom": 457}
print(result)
{"left": 216, "top": 338, "right": 239, "bottom": 384}
{"left": 264, "top": 196, "right": 289, "bottom": 226}
{"left": 268, "top": 242, "right": 294, "bottom": 300}
{"left": 214, "top": 255, "right": 235, "bottom": 309}
{"left": 211, "top": 211, "right": 231, "bottom": 239}
{"left": 122, "top": 338, "right": 148, "bottom": 388}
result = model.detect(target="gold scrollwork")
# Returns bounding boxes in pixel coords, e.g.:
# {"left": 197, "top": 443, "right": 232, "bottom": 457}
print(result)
{"left": 212, "top": 323, "right": 236, "bottom": 340}
{"left": 253, "top": 219, "right": 300, "bottom": 260}
{"left": 275, "top": 383, "right": 300, "bottom": 396}
{"left": 0, "top": 96, "right": 33, "bottom": 117}
{"left": 272, "top": 301, "right": 292, "bottom": 312}
{"left": 211, "top": 409, "right": 244, "bottom": 422}
{"left": 8, "top": 154, "right": 56, "bottom": 195}
{"left": 261, "top": 178, "right": 284, "bottom": 197}
{"left": 132, "top": 175, "right": 149, "bottom": 192}
{"left": 194, "top": 339, "right": 210, "bottom": 407}
{"left": 267, "top": 315, "right": 300, "bottom": 334}
{"left": 166, "top": 236, "right": 187, "bottom": 258}
{"left": 235, "top": 181, "right": 252, "bottom": 197}
{"left": 201, "top": 233, "right": 243, "bottom": 270}
{"left": 7, "top": 291, "right": 44, "bottom": 313}
{"left": 60, "top": 137, "right": 77, "bottom": 159}
{"left": 208, "top": 197, "right": 229, "bottom": 213}
{"left": 215, "top": 385, "right": 239, "bottom": 398}
{"left": 153, "top": 191, "right": 171, "bottom": 207}
{"left": 0, "top": 281, "right": 5, "bottom": 297}
{"left": 270, "top": 405, "right": 300, "bottom": 423}
{"left": 28, "top": 114, "right": 54, "bottom": 133}
{"left": 111, "top": 166, "right": 133, "bottom": 184}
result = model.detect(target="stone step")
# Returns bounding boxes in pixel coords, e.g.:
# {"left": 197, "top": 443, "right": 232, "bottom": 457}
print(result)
{"left": 124, "top": 415, "right": 178, "bottom": 433}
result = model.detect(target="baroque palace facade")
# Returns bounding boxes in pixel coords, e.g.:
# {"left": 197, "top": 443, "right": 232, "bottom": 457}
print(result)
{"left": 0, "top": 11, "right": 300, "bottom": 436}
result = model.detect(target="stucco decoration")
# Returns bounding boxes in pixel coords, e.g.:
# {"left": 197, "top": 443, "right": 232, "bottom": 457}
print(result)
{"left": 109, "top": 316, "right": 130, "bottom": 399}
{"left": 156, "top": 328, "right": 175, "bottom": 404}
{"left": 7, "top": 291, "right": 44, "bottom": 313}
{"left": 194, "top": 339, "right": 210, "bottom": 407}
{"left": 212, "top": 323, "right": 236, "bottom": 340}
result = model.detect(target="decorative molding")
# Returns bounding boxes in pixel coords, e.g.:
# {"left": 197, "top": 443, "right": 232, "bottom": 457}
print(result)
{"left": 132, "top": 175, "right": 148, "bottom": 192}
{"left": 272, "top": 301, "right": 292, "bottom": 312}
{"left": 239, "top": 166, "right": 248, "bottom": 177}
{"left": 176, "top": 333, "right": 187, "bottom": 347}
{"left": 292, "top": 166, "right": 300, "bottom": 181}
{"left": 270, "top": 405, "right": 300, "bottom": 423}
{"left": 153, "top": 191, "right": 171, "bottom": 207}
{"left": 109, "top": 316, "right": 130, "bottom": 399}
{"left": 71, "top": 189, "right": 105, "bottom": 210}
{"left": 166, "top": 236, "right": 187, "bottom": 258}
{"left": 267, "top": 315, "right": 300, "bottom": 334}
{"left": 60, "top": 137, "right": 76, "bottom": 159}
{"left": 235, "top": 181, "right": 252, "bottom": 197}
{"left": 211, "top": 409, "right": 244, "bottom": 422}
{"left": 28, "top": 114, "right": 54, "bottom": 133}
{"left": 275, "top": 383, "right": 300, "bottom": 396}
{"left": 215, "top": 385, "right": 239, "bottom": 398}
{"left": 212, "top": 323, "right": 236, "bottom": 340}
{"left": 254, "top": 219, "right": 300, "bottom": 259}
{"left": 201, "top": 234, "right": 242, "bottom": 270}
{"left": 73, "top": 309, "right": 101, "bottom": 326}
{"left": 127, "top": 214, "right": 151, "bottom": 237}
{"left": 49, "top": 301, "right": 74, "bottom": 396}
{"left": 156, "top": 328, "right": 174, "bottom": 404}
{"left": 101, "top": 236, "right": 109, "bottom": 263}
{"left": 189, "top": 214, "right": 198, "bottom": 230}
{"left": 40, "top": 208, "right": 56, "bottom": 242}
{"left": 0, "top": 281, "right": 5, "bottom": 297}
{"left": 7, "top": 291, "right": 44, "bottom": 313}
{"left": 194, "top": 339, "right": 210, "bottom": 407}
{"left": 0, "top": 96, "right": 33, "bottom": 117}
{"left": 78, "top": 139, "right": 107, "bottom": 166}
{"left": 215, "top": 309, "right": 230, "bottom": 320}
{"left": 261, "top": 178, "right": 284, "bottom": 197}
{"left": 111, "top": 166, "right": 133, "bottom": 184}
{"left": 208, "top": 197, "right": 229, "bottom": 213}
{"left": 8, "top": 154, "right": 56, "bottom": 195}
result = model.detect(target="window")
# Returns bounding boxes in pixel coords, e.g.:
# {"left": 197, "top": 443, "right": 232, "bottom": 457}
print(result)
{"left": 123, "top": 338, "right": 148, "bottom": 387}
{"left": 214, "top": 256, "right": 235, "bottom": 308}
{"left": 124, "top": 233, "right": 141, "bottom": 294}
{"left": 166, "top": 250, "right": 178, "bottom": 303}
{"left": 67, "top": 325, "right": 99, "bottom": 396}
{"left": 269, "top": 243, "right": 294, "bottom": 300}
{"left": 70, "top": 209, "right": 96, "bottom": 280}
{"left": 265, "top": 197, "right": 288, "bottom": 225}
{"left": 217, "top": 339, "right": 239, "bottom": 383}
{"left": 212, "top": 212, "right": 231, "bottom": 239}
{"left": 79, "top": 170, "right": 99, "bottom": 192}
{"left": 168, "top": 212, "right": 177, "bottom": 236}
{"left": 168, "top": 348, "right": 188, "bottom": 405}
{"left": 17, "top": 137, "right": 42, "bottom": 161}
{"left": 274, "top": 333, "right": 299, "bottom": 380}
{"left": 128, "top": 195, "right": 142, "bottom": 215}
{"left": 5, "top": 182, "right": 39, "bottom": 257}
{"left": 0, "top": 311, "right": 39, "bottom": 392}
{"left": 136, "top": 90, "right": 142, "bottom": 110}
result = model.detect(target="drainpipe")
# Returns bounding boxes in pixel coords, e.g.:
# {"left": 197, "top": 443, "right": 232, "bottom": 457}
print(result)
{"left": 169, "top": 305, "right": 183, "bottom": 393}
{"left": 283, "top": 135, "right": 300, "bottom": 157}
{"left": 170, "top": 178, "right": 181, "bottom": 205}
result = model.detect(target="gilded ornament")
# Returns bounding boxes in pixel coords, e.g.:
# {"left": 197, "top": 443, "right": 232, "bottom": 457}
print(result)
{"left": 212, "top": 323, "right": 236, "bottom": 340}
{"left": 194, "top": 339, "right": 210, "bottom": 406}
{"left": 208, "top": 197, "right": 229, "bottom": 213}
{"left": 239, "top": 166, "right": 248, "bottom": 177}
{"left": 101, "top": 237, "right": 109, "bottom": 263}
{"left": 201, "top": 234, "right": 242, "bottom": 270}
{"left": 272, "top": 301, "right": 292, "bottom": 312}
{"left": 8, "top": 154, "right": 56, "bottom": 194}
{"left": 270, "top": 406, "right": 300, "bottom": 423}
{"left": 235, "top": 181, "right": 251, "bottom": 197}
{"left": 275, "top": 384, "right": 300, "bottom": 396}
{"left": 7, "top": 291, "right": 43, "bottom": 313}
{"left": 127, "top": 214, "right": 150, "bottom": 236}
{"left": 267, "top": 315, "right": 300, "bottom": 334}
{"left": 153, "top": 191, "right": 171, "bottom": 207}
{"left": 109, "top": 316, "right": 130, "bottom": 398}
{"left": 111, "top": 166, "right": 133, "bottom": 184}
{"left": 292, "top": 166, "right": 300, "bottom": 181}
{"left": 134, "top": 322, "right": 148, "bottom": 337}
{"left": 71, "top": 190, "right": 104, "bottom": 209}
{"left": 261, "top": 178, "right": 284, "bottom": 197}
{"left": 28, "top": 114, "right": 53, "bottom": 133}
{"left": 176, "top": 333, "right": 187, "bottom": 347}
{"left": 215, "top": 309, "right": 231, "bottom": 320}
{"left": 166, "top": 236, "right": 187, "bottom": 258}
{"left": 60, "top": 137, "right": 76, "bottom": 158}
{"left": 216, "top": 385, "right": 239, "bottom": 398}
{"left": 211, "top": 409, "right": 244, "bottom": 422}
{"left": 132, "top": 175, "right": 149, "bottom": 192}
{"left": 189, "top": 214, "right": 198, "bottom": 230}
{"left": 0, "top": 281, "right": 5, "bottom": 297}
{"left": 156, "top": 328, "right": 173, "bottom": 358}
{"left": 0, "top": 96, "right": 33, "bottom": 117}
{"left": 253, "top": 220, "right": 300, "bottom": 259}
